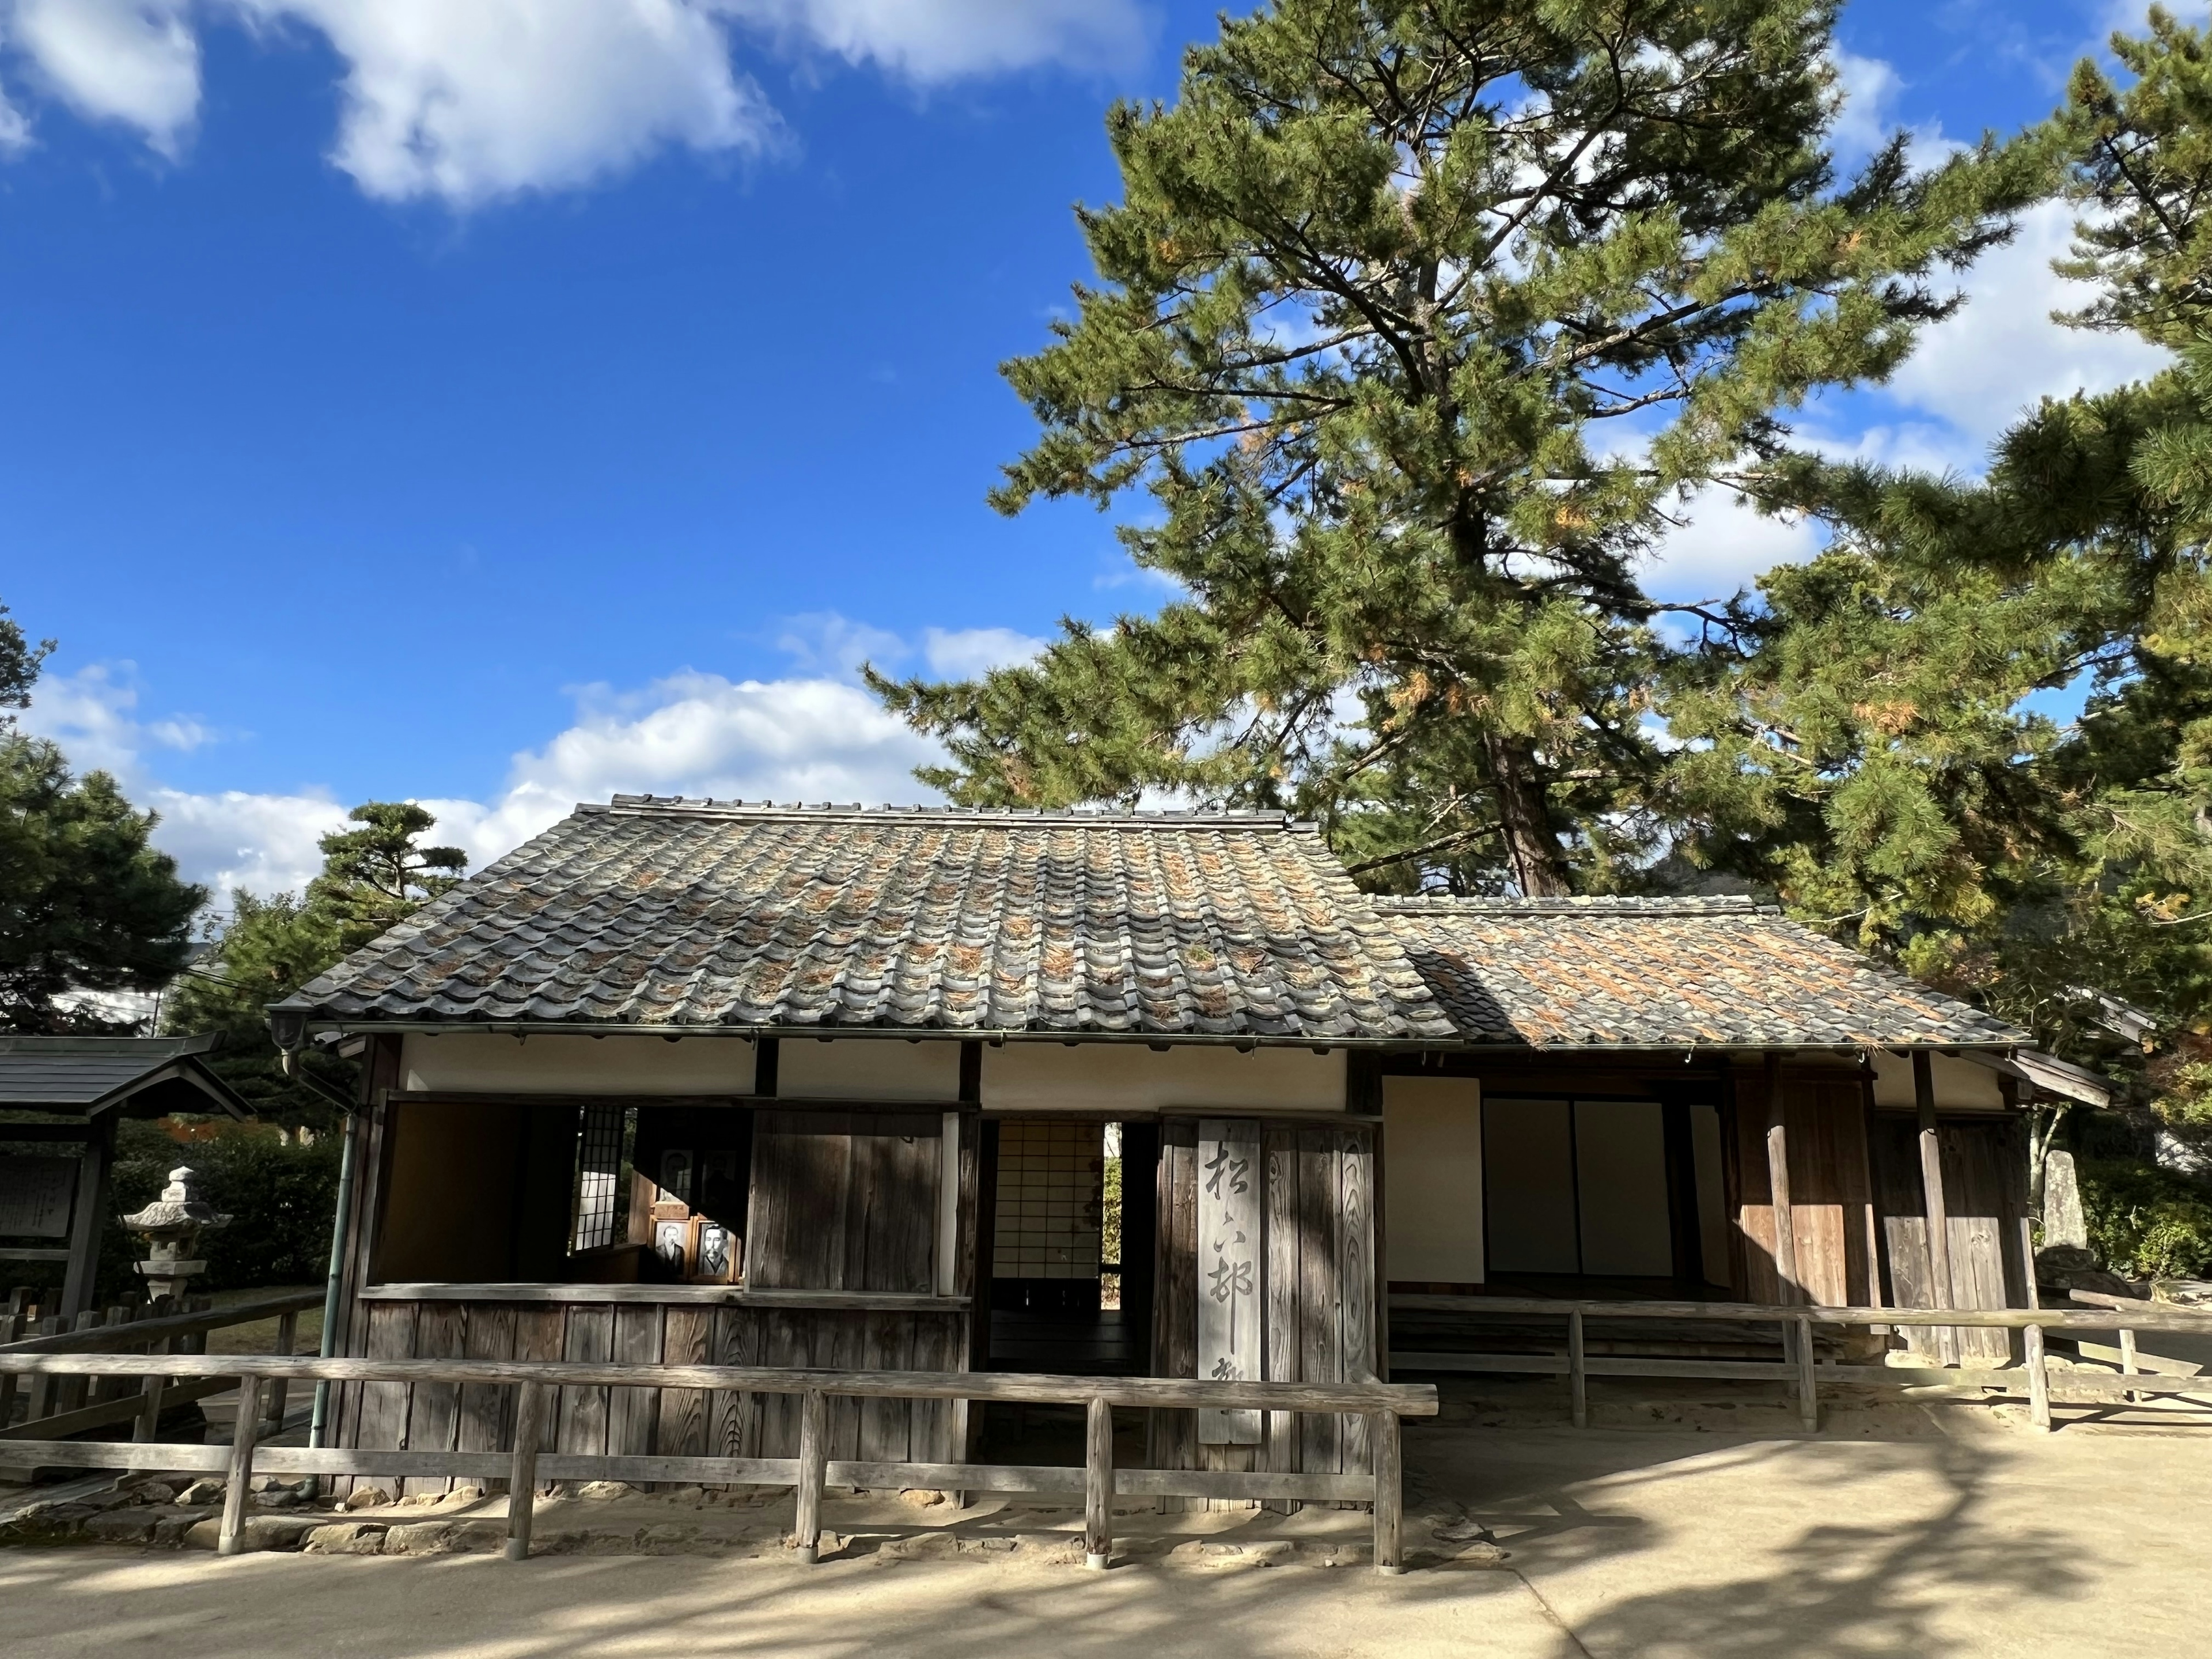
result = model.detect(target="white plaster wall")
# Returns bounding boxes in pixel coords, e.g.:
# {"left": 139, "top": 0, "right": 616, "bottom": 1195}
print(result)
{"left": 1868, "top": 1050, "right": 2008, "bottom": 1110}
{"left": 400, "top": 1033, "right": 759, "bottom": 1094}
{"left": 1381, "top": 1075, "right": 1484, "bottom": 1283}
{"left": 777, "top": 1038, "right": 963, "bottom": 1101}
{"left": 980, "top": 1042, "right": 1346, "bottom": 1115}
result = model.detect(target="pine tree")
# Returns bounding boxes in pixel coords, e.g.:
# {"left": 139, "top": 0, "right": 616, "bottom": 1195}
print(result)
{"left": 873, "top": 0, "right": 2042, "bottom": 893}
{"left": 0, "top": 607, "right": 204, "bottom": 1032}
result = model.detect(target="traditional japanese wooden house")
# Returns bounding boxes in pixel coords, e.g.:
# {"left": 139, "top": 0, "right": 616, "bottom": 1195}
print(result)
{"left": 268, "top": 799, "right": 2080, "bottom": 1487}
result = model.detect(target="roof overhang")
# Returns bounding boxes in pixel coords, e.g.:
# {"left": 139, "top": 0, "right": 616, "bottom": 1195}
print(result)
{"left": 1964, "top": 1048, "right": 2113, "bottom": 1108}
{"left": 0, "top": 1034, "right": 254, "bottom": 1120}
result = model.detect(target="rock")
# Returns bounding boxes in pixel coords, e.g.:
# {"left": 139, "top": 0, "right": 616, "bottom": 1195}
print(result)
{"left": 302, "top": 1522, "right": 386, "bottom": 1555}
{"left": 176, "top": 1479, "right": 225, "bottom": 1508}
{"left": 898, "top": 1488, "right": 948, "bottom": 1509}
{"left": 255, "top": 1488, "right": 302, "bottom": 1510}
{"left": 2154, "top": 1278, "right": 2212, "bottom": 1307}
{"left": 639, "top": 1523, "right": 699, "bottom": 1554}
{"left": 666, "top": 1486, "right": 707, "bottom": 1505}
{"left": 445, "top": 1483, "right": 488, "bottom": 1506}
{"left": 81, "top": 1511, "right": 157, "bottom": 1544}
{"left": 128, "top": 1481, "right": 178, "bottom": 1507}
{"left": 1430, "top": 1517, "right": 1494, "bottom": 1545}
{"left": 183, "top": 1516, "right": 316, "bottom": 1552}
{"left": 1448, "top": 1540, "right": 1509, "bottom": 1566}
{"left": 879, "top": 1532, "right": 959, "bottom": 1560}
{"left": 151, "top": 1516, "right": 199, "bottom": 1547}
{"left": 382, "top": 1521, "right": 456, "bottom": 1556}
{"left": 578, "top": 1481, "right": 637, "bottom": 1502}
{"left": 2043, "top": 1152, "right": 2090, "bottom": 1250}
{"left": 343, "top": 1486, "right": 393, "bottom": 1510}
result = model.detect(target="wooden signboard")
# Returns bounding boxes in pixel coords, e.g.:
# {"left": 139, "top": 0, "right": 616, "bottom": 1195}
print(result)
{"left": 1196, "top": 1118, "right": 1262, "bottom": 1444}
{"left": 0, "top": 1157, "right": 76, "bottom": 1238}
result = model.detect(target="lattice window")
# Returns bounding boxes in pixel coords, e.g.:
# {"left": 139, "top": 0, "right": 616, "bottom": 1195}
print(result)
{"left": 573, "top": 1103, "right": 627, "bottom": 1252}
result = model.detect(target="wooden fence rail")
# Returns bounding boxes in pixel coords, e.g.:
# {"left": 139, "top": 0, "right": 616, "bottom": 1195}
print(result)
{"left": 0, "top": 1290, "right": 320, "bottom": 1446}
{"left": 1388, "top": 1293, "right": 2212, "bottom": 1432}
{"left": 0, "top": 1351, "right": 1438, "bottom": 1572}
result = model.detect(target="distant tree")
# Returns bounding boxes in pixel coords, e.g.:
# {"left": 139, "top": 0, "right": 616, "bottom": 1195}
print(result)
{"left": 0, "top": 605, "right": 204, "bottom": 1033}
{"left": 872, "top": 0, "right": 2044, "bottom": 895}
{"left": 164, "top": 803, "right": 468, "bottom": 1128}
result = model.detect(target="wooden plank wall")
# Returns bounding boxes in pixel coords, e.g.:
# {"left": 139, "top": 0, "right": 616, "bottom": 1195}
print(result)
{"left": 1868, "top": 1114, "right": 2031, "bottom": 1363}
{"left": 333, "top": 1298, "right": 968, "bottom": 1494}
{"left": 747, "top": 1110, "right": 941, "bottom": 1294}
{"left": 1731, "top": 1069, "right": 1875, "bottom": 1306}
{"left": 1148, "top": 1118, "right": 1376, "bottom": 1508}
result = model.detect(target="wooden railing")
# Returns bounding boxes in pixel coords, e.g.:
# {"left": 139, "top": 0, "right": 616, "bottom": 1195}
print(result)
{"left": 1389, "top": 1293, "right": 2212, "bottom": 1431}
{"left": 0, "top": 1351, "right": 1438, "bottom": 1572}
{"left": 0, "top": 1290, "right": 321, "bottom": 1444}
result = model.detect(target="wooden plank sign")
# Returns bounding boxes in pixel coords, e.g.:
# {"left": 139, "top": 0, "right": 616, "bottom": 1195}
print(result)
{"left": 1196, "top": 1119, "right": 1261, "bottom": 1445}
{"left": 0, "top": 1158, "right": 77, "bottom": 1238}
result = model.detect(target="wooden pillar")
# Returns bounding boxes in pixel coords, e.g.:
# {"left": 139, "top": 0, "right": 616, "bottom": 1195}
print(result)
{"left": 2022, "top": 1321, "right": 2051, "bottom": 1431}
{"left": 218, "top": 1376, "right": 266, "bottom": 1556}
{"left": 1084, "top": 1394, "right": 1113, "bottom": 1570}
{"left": 1370, "top": 1408, "right": 1403, "bottom": 1575}
{"left": 793, "top": 1387, "right": 827, "bottom": 1563}
{"left": 1763, "top": 1054, "right": 1799, "bottom": 1304}
{"left": 1914, "top": 1052, "right": 1954, "bottom": 1312}
{"left": 506, "top": 1380, "right": 547, "bottom": 1560}
{"left": 59, "top": 1115, "right": 115, "bottom": 1320}
{"left": 1567, "top": 1308, "right": 1587, "bottom": 1429}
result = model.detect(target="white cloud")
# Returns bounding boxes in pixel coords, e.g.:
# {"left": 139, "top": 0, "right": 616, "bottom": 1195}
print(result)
{"left": 7, "top": 0, "right": 199, "bottom": 156}
{"left": 921, "top": 624, "right": 1044, "bottom": 679}
{"left": 0, "top": 0, "right": 1146, "bottom": 203}
{"left": 142, "top": 786, "right": 351, "bottom": 896}
{"left": 0, "top": 79, "right": 30, "bottom": 149}
{"left": 774, "top": 611, "right": 906, "bottom": 677}
{"left": 230, "top": 0, "right": 776, "bottom": 205}
{"left": 1641, "top": 485, "right": 1823, "bottom": 601}
{"left": 725, "top": 0, "right": 1146, "bottom": 82}
{"left": 1882, "top": 198, "right": 2171, "bottom": 454}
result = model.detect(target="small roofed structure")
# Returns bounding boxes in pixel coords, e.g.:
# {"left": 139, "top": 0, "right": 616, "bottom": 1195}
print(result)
{"left": 0, "top": 1035, "right": 252, "bottom": 1318}
{"left": 268, "top": 800, "right": 2078, "bottom": 1487}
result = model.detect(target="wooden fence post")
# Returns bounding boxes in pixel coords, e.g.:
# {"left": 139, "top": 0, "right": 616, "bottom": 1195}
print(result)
{"left": 1084, "top": 1395, "right": 1113, "bottom": 1570}
{"left": 2120, "top": 1327, "right": 2138, "bottom": 1403}
{"left": 266, "top": 1312, "right": 298, "bottom": 1431}
{"left": 506, "top": 1380, "right": 547, "bottom": 1562}
{"left": 1794, "top": 1313, "right": 1817, "bottom": 1431}
{"left": 1371, "top": 1409, "right": 1403, "bottom": 1576}
{"left": 1567, "top": 1309, "right": 1588, "bottom": 1429}
{"left": 794, "top": 1388, "right": 827, "bottom": 1564}
{"left": 218, "top": 1376, "right": 266, "bottom": 1556}
{"left": 2022, "top": 1323, "right": 2051, "bottom": 1432}
{"left": 23, "top": 1315, "right": 63, "bottom": 1423}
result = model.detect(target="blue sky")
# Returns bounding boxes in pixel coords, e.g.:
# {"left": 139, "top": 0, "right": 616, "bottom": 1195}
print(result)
{"left": 1, "top": 0, "right": 2179, "bottom": 898}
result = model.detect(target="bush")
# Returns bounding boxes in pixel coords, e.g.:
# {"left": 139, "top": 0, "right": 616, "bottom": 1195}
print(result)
{"left": 96, "top": 1119, "right": 343, "bottom": 1298}
{"left": 2077, "top": 1157, "right": 2212, "bottom": 1281}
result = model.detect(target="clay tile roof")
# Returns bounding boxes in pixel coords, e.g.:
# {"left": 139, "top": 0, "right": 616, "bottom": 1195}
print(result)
{"left": 275, "top": 799, "right": 1459, "bottom": 1044}
{"left": 1374, "top": 895, "right": 2024, "bottom": 1050}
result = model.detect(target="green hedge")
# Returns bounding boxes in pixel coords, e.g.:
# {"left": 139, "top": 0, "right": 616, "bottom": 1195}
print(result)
{"left": 2077, "top": 1157, "right": 2212, "bottom": 1281}
{"left": 94, "top": 1120, "right": 342, "bottom": 1298}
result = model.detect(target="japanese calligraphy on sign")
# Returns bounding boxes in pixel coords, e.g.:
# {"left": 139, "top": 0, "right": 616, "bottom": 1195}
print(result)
{"left": 0, "top": 1157, "right": 75, "bottom": 1239}
{"left": 1196, "top": 1119, "right": 1262, "bottom": 1444}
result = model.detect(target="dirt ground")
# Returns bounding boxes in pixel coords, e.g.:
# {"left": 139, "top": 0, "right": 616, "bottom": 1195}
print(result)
{"left": 6, "top": 1382, "right": 2211, "bottom": 1659}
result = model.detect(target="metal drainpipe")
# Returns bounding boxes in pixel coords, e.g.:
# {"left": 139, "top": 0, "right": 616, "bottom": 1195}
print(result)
{"left": 308, "top": 1108, "right": 358, "bottom": 1448}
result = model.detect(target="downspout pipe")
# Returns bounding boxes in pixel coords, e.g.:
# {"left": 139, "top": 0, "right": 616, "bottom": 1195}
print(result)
{"left": 281, "top": 1048, "right": 359, "bottom": 1450}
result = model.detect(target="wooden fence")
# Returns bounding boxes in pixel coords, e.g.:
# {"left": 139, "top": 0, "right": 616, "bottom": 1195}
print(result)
{"left": 1, "top": 1289, "right": 321, "bottom": 1446}
{"left": 1389, "top": 1293, "right": 2212, "bottom": 1431}
{"left": 0, "top": 1350, "right": 1438, "bottom": 1573}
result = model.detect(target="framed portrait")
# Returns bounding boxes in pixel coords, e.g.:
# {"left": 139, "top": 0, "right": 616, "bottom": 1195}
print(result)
{"left": 653, "top": 1217, "right": 690, "bottom": 1276}
{"left": 694, "top": 1221, "right": 736, "bottom": 1283}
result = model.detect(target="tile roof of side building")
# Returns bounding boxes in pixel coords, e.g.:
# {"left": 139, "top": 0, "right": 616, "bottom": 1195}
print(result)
{"left": 1376, "top": 894, "right": 2027, "bottom": 1050}
{"left": 275, "top": 798, "right": 1459, "bottom": 1044}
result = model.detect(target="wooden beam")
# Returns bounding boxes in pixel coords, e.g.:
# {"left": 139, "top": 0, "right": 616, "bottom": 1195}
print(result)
{"left": 1084, "top": 1395, "right": 1113, "bottom": 1570}
{"left": 1764, "top": 1054, "right": 1799, "bottom": 1303}
{"left": 1385, "top": 1291, "right": 2212, "bottom": 1335}
{"left": 1914, "top": 1051, "right": 1955, "bottom": 1312}
{"left": 58, "top": 1116, "right": 114, "bottom": 1319}
{"left": 355, "top": 1283, "right": 971, "bottom": 1312}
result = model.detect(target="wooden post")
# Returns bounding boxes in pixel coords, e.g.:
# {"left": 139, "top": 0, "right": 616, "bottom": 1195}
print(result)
{"left": 54, "top": 1311, "right": 101, "bottom": 1415}
{"left": 505, "top": 1380, "right": 547, "bottom": 1561}
{"left": 59, "top": 1116, "right": 115, "bottom": 1320}
{"left": 218, "top": 1376, "right": 266, "bottom": 1556}
{"left": 1795, "top": 1313, "right": 1818, "bottom": 1431}
{"left": 1914, "top": 1052, "right": 1954, "bottom": 1315}
{"left": 1567, "top": 1309, "right": 1588, "bottom": 1429}
{"left": 1764, "top": 1054, "right": 1798, "bottom": 1302}
{"left": 1371, "top": 1408, "right": 1403, "bottom": 1576}
{"left": 2120, "top": 1328, "right": 2138, "bottom": 1403}
{"left": 793, "top": 1388, "right": 826, "bottom": 1564}
{"left": 22, "top": 1313, "right": 62, "bottom": 1423}
{"left": 264, "top": 1312, "right": 298, "bottom": 1433}
{"left": 1084, "top": 1395, "right": 1113, "bottom": 1570}
{"left": 2017, "top": 1215, "right": 2040, "bottom": 1311}
{"left": 2022, "top": 1321, "right": 2051, "bottom": 1431}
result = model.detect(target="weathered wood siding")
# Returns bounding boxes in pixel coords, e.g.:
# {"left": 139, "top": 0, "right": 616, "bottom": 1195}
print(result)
{"left": 1868, "top": 1113, "right": 2031, "bottom": 1362}
{"left": 1147, "top": 1118, "right": 1377, "bottom": 1502}
{"left": 330, "top": 1296, "right": 967, "bottom": 1494}
{"left": 1732, "top": 1069, "right": 1876, "bottom": 1306}
{"left": 747, "top": 1109, "right": 942, "bottom": 1293}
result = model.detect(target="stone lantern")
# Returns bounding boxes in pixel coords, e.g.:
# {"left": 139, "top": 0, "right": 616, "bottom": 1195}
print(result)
{"left": 121, "top": 1166, "right": 231, "bottom": 1304}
